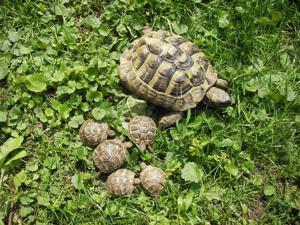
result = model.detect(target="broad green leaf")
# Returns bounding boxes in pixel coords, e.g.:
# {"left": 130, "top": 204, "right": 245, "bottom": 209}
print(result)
{"left": 8, "top": 31, "right": 21, "bottom": 42}
{"left": 25, "top": 73, "right": 48, "bottom": 93}
{"left": 56, "top": 85, "right": 75, "bottom": 96}
{"left": 72, "top": 173, "right": 84, "bottom": 190}
{"left": 290, "top": 198, "right": 300, "bottom": 210}
{"left": 99, "top": 25, "right": 110, "bottom": 36}
{"left": 172, "top": 22, "right": 188, "bottom": 34}
{"left": 235, "top": 6, "right": 245, "bottom": 13}
{"left": 80, "top": 102, "right": 90, "bottom": 112}
{"left": 85, "top": 15, "right": 101, "bottom": 28}
{"left": 218, "top": 13, "right": 230, "bottom": 28}
{"left": 4, "top": 150, "right": 27, "bottom": 167}
{"left": 59, "top": 104, "right": 72, "bottom": 119}
{"left": 287, "top": 88, "right": 296, "bottom": 102}
{"left": 92, "top": 108, "right": 106, "bottom": 121}
{"left": 37, "top": 192, "right": 50, "bottom": 206}
{"left": 0, "top": 136, "right": 24, "bottom": 168}
{"left": 20, "top": 206, "right": 33, "bottom": 218}
{"left": 45, "top": 108, "right": 54, "bottom": 117}
{"left": 19, "top": 45, "right": 32, "bottom": 55}
{"left": 116, "top": 23, "right": 127, "bottom": 37}
{"left": 257, "top": 85, "right": 270, "bottom": 98}
{"left": 224, "top": 163, "right": 239, "bottom": 177}
{"left": 253, "top": 58, "right": 265, "bottom": 72}
{"left": 181, "top": 162, "right": 204, "bottom": 183}
{"left": 280, "top": 52, "right": 291, "bottom": 67}
{"left": 86, "top": 90, "right": 103, "bottom": 102}
{"left": 177, "top": 195, "right": 184, "bottom": 213}
{"left": 62, "top": 26, "right": 78, "bottom": 44}
{"left": 1, "top": 40, "right": 11, "bottom": 52}
{"left": 17, "top": 122, "right": 27, "bottom": 131}
{"left": 34, "top": 107, "right": 47, "bottom": 123}
{"left": 75, "top": 148, "right": 88, "bottom": 160}
{"left": 204, "top": 186, "right": 224, "bottom": 201}
{"left": 241, "top": 203, "right": 248, "bottom": 215}
{"left": 279, "top": 86, "right": 297, "bottom": 102}
{"left": 0, "top": 110, "right": 7, "bottom": 122}
{"left": 54, "top": 4, "right": 67, "bottom": 16}
{"left": 271, "top": 11, "right": 283, "bottom": 22}
{"left": 68, "top": 115, "right": 84, "bottom": 128}
{"left": 295, "top": 115, "right": 300, "bottom": 128}
{"left": 263, "top": 185, "right": 276, "bottom": 196}
{"left": 184, "top": 192, "right": 194, "bottom": 211}
{"left": 26, "top": 161, "right": 39, "bottom": 172}
{"left": 246, "top": 78, "right": 259, "bottom": 92}
{"left": 0, "top": 62, "right": 9, "bottom": 80}
{"left": 121, "top": 96, "right": 147, "bottom": 117}
{"left": 13, "top": 169, "right": 27, "bottom": 189}
{"left": 51, "top": 69, "right": 66, "bottom": 82}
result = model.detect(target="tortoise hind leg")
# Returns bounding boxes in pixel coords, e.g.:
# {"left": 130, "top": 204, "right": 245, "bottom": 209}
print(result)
{"left": 158, "top": 112, "right": 183, "bottom": 129}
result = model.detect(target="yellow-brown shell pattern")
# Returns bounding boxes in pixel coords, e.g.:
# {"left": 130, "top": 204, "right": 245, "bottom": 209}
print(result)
{"left": 79, "top": 120, "right": 109, "bottom": 146}
{"left": 92, "top": 139, "right": 127, "bottom": 173}
{"left": 106, "top": 169, "right": 136, "bottom": 196}
{"left": 140, "top": 165, "right": 166, "bottom": 196}
{"left": 128, "top": 116, "right": 156, "bottom": 146}
{"left": 119, "top": 30, "right": 218, "bottom": 111}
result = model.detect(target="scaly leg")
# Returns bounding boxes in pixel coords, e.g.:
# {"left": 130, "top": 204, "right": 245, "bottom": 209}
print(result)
{"left": 158, "top": 112, "right": 183, "bottom": 129}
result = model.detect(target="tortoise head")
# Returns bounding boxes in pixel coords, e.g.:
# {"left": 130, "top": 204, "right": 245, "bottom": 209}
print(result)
{"left": 205, "top": 87, "right": 231, "bottom": 107}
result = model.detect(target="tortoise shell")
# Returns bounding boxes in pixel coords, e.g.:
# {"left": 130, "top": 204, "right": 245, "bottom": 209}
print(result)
{"left": 92, "top": 139, "right": 128, "bottom": 173}
{"left": 106, "top": 169, "right": 139, "bottom": 196}
{"left": 119, "top": 30, "right": 218, "bottom": 112}
{"left": 140, "top": 163, "right": 166, "bottom": 196}
{"left": 79, "top": 120, "right": 109, "bottom": 146}
{"left": 128, "top": 116, "right": 157, "bottom": 149}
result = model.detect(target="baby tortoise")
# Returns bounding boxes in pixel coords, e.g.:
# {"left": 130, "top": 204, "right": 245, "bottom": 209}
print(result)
{"left": 128, "top": 116, "right": 157, "bottom": 151}
{"left": 140, "top": 162, "right": 166, "bottom": 196}
{"left": 79, "top": 120, "right": 115, "bottom": 146}
{"left": 92, "top": 139, "right": 132, "bottom": 174}
{"left": 106, "top": 169, "right": 140, "bottom": 196}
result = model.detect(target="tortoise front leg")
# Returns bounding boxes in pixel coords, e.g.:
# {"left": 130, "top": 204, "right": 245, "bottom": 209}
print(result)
{"left": 138, "top": 143, "right": 147, "bottom": 152}
{"left": 158, "top": 112, "right": 183, "bottom": 129}
{"left": 215, "top": 78, "right": 228, "bottom": 89}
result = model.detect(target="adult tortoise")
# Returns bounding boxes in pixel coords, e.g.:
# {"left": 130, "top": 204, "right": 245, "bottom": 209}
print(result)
{"left": 119, "top": 29, "right": 231, "bottom": 128}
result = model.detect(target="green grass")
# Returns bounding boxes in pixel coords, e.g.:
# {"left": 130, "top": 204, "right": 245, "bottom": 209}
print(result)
{"left": 0, "top": 0, "right": 299, "bottom": 224}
